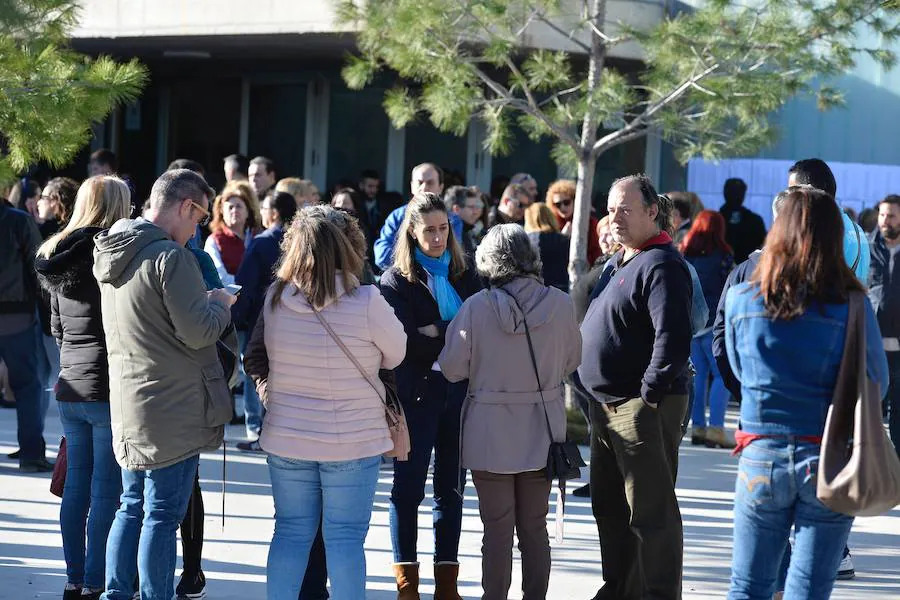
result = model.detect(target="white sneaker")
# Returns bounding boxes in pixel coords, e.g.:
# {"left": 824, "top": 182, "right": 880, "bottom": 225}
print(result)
{"left": 837, "top": 551, "right": 856, "bottom": 580}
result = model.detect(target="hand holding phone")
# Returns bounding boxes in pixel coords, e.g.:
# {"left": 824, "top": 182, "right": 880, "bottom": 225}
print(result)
{"left": 225, "top": 284, "right": 242, "bottom": 296}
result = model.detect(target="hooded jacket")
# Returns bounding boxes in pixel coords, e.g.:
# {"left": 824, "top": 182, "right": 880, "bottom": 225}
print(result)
{"left": 439, "top": 276, "right": 582, "bottom": 473}
{"left": 92, "top": 218, "right": 233, "bottom": 470}
{"left": 35, "top": 227, "right": 108, "bottom": 402}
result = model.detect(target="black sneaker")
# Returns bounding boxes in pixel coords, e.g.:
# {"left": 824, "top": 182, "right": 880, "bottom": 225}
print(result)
{"left": 62, "top": 586, "right": 82, "bottom": 600}
{"left": 236, "top": 440, "right": 263, "bottom": 453}
{"left": 572, "top": 483, "right": 591, "bottom": 498}
{"left": 176, "top": 570, "right": 206, "bottom": 599}
{"left": 7, "top": 449, "right": 20, "bottom": 459}
{"left": 20, "top": 457, "right": 54, "bottom": 472}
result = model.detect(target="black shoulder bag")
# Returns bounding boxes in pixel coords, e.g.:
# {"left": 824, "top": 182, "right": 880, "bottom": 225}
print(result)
{"left": 500, "top": 288, "right": 586, "bottom": 539}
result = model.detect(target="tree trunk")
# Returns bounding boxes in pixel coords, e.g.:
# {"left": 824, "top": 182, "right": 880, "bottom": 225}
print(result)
{"left": 568, "top": 0, "right": 606, "bottom": 288}
{"left": 568, "top": 154, "right": 596, "bottom": 285}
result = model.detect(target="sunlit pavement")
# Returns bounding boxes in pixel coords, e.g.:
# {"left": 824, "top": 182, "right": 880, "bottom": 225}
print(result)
{"left": 1, "top": 400, "right": 897, "bottom": 599}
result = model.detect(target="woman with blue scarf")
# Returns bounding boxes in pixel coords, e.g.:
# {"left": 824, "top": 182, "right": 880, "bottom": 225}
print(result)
{"left": 380, "top": 192, "right": 483, "bottom": 599}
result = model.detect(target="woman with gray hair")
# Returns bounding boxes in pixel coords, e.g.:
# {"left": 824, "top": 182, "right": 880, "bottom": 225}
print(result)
{"left": 438, "top": 224, "right": 582, "bottom": 600}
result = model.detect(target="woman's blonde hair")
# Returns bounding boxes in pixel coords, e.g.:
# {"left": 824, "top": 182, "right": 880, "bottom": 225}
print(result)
{"left": 276, "top": 177, "right": 319, "bottom": 202}
{"left": 270, "top": 206, "right": 363, "bottom": 309}
{"left": 524, "top": 203, "right": 559, "bottom": 233}
{"left": 211, "top": 180, "right": 260, "bottom": 234}
{"left": 392, "top": 192, "right": 466, "bottom": 284}
{"left": 38, "top": 176, "right": 131, "bottom": 258}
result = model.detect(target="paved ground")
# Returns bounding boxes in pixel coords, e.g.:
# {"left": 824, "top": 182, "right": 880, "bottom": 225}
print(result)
{"left": 0, "top": 401, "right": 898, "bottom": 599}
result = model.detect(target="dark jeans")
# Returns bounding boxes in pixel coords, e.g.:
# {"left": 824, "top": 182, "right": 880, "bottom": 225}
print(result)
{"left": 180, "top": 470, "right": 204, "bottom": 575}
{"left": 589, "top": 395, "right": 688, "bottom": 600}
{"left": 389, "top": 372, "right": 466, "bottom": 564}
{"left": 58, "top": 401, "right": 121, "bottom": 589}
{"left": 0, "top": 320, "right": 45, "bottom": 460}
{"left": 300, "top": 522, "right": 328, "bottom": 600}
{"left": 886, "top": 351, "right": 900, "bottom": 459}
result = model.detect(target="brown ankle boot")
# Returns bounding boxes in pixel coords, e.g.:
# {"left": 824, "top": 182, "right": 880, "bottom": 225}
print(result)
{"left": 704, "top": 426, "right": 737, "bottom": 449}
{"left": 433, "top": 562, "right": 462, "bottom": 600}
{"left": 392, "top": 563, "right": 420, "bottom": 600}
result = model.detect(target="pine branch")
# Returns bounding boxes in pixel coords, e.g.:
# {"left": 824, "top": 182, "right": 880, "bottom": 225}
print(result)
{"left": 593, "top": 61, "right": 720, "bottom": 154}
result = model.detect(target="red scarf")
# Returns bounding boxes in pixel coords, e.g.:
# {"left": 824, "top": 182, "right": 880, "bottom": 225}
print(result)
{"left": 211, "top": 228, "right": 246, "bottom": 275}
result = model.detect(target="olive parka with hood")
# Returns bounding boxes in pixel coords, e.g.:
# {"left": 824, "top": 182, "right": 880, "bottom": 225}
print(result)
{"left": 93, "top": 218, "right": 233, "bottom": 470}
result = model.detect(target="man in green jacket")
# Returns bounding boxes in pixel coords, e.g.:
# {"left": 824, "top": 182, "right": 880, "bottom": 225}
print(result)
{"left": 93, "top": 169, "right": 236, "bottom": 600}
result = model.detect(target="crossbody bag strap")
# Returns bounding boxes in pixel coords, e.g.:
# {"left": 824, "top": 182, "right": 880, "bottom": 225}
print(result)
{"left": 498, "top": 288, "right": 554, "bottom": 441}
{"left": 851, "top": 222, "right": 862, "bottom": 273}
{"left": 307, "top": 299, "right": 387, "bottom": 407}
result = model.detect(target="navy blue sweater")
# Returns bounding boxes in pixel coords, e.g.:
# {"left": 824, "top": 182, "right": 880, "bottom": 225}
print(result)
{"left": 578, "top": 238, "right": 693, "bottom": 404}
{"left": 232, "top": 225, "right": 284, "bottom": 333}
{"left": 712, "top": 250, "right": 761, "bottom": 400}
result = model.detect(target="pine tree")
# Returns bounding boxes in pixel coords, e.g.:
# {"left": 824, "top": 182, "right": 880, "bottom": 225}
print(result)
{"left": 0, "top": 0, "right": 147, "bottom": 182}
{"left": 337, "top": 0, "right": 900, "bottom": 283}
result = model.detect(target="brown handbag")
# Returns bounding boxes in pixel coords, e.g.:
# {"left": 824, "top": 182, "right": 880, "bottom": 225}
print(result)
{"left": 307, "top": 300, "right": 411, "bottom": 461}
{"left": 817, "top": 291, "right": 900, "bottom": 516}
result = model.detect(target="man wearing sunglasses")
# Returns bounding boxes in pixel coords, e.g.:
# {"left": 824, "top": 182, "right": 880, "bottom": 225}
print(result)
{"left": 92, "top": 168, "right": 237, "bottom": 600}
{"left": 488, "top": 183, "right": 531, "bottom": 228}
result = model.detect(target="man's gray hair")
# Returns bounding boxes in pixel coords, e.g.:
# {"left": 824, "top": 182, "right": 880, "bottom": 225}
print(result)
{"left": 475, "top": 224, "right": 543, "bottom": 286}
{"left": 510, "top": 172, "right": 535, "bottom": 185}
{"left": 772, "top": 189, "right": 790, "bottom": 219}
{"left": 773, "top": 184, "right": 815, "bottom": 219}
{"left": 148, "top": 169, "right": 215, "bottom": 211}
{"left": 611, "top": 174, "right": 671, "bottom": 232}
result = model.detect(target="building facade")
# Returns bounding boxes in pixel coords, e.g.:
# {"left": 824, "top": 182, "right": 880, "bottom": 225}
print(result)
{"left": 66, "top": 0, "right": 674, "bottom": 203}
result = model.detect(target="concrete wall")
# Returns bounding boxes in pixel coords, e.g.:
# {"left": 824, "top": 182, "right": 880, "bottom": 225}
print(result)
{"left": 71, "top": 0, "right": 346, "bottom": 37}
{"left": 70, "top": 0, "right": 666, "bottom": 61}
{"left": 758, "top": 24, "right": 900, "bottom": 167}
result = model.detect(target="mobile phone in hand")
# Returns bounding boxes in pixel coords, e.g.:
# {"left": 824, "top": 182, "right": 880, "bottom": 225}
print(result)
{"left": 225, "top": 284, "right": 242, "bottom": 296}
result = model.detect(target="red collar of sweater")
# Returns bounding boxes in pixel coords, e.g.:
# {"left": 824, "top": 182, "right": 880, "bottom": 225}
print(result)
{"left": 211, "top": 227, "right": 246, "bottom": 275}
{"left": 637, "top": 231, "right": 672, "bottom": 250}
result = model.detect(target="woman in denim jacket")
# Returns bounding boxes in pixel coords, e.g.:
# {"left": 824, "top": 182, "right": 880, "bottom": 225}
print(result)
{"left": 724, "top": 186, "right": 889, "bottom": 600}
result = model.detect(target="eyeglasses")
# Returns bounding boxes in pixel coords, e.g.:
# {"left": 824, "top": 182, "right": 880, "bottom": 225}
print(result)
{"left": 553, "top": 198, "right": 573, "bottom": 208}
{"left": 190, "top": 200, "right": 211, "bottom": 227}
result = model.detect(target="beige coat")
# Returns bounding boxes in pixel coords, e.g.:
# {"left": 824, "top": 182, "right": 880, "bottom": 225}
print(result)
{"left": 439, "top": 276, "right": 582, "bottom": 474}
{"left": 247, "top": 279, "right": 407, "bottom": 462}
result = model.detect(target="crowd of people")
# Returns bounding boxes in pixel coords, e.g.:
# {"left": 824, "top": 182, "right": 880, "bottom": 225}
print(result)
{"left": 0, "top": 147, "right": 898, "bottom": 600}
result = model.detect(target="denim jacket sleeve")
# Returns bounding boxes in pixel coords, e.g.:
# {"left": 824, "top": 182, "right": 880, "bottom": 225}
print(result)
{"left": 863, "top": 296, "right": 890, "bottom": 396}
{"left": 685, "top": 261, "right": 709, "bottom": 335}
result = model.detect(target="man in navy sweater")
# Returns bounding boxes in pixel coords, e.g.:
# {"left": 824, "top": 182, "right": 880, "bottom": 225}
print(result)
{"left": 579, "top": 174, "right": 692, "bottom": 600}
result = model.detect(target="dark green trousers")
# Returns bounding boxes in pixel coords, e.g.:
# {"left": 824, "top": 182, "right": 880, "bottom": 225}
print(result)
{"left": 589, "top": 395, "right": 688, "bottom": 600}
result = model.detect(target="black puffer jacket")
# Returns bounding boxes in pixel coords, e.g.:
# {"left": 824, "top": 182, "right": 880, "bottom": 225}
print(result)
{"left": 34, "top": 227, "right": 109, "bottom": 403}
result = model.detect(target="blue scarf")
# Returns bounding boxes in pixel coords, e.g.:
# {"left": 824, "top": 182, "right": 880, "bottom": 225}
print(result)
{"left": 415, "top": 248, "right": 463, "bottom": 321}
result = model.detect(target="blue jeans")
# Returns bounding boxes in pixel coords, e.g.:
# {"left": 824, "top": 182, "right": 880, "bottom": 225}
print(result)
{"left": 239, "top": 330, "right": 264, "bottom": 437}
{"left": 389, "top": 373, "right": 466, "bottom": 564}
{"left": 0, "top": 319, "right": 45, "bottom": 460}
{"left": 266, "top": 453, "right": 381, "bottom": 600}
{"left": 691, "top": 331, "right": 728, "bottom": 428}
{"left": 58, "top": 402, "right": 121, "bottom": 589}
{"left": 101, "top": 455, "right": 199, "bottom": 600}
{"left": 728, "top": 438, "right": 853, "bottom": 599}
